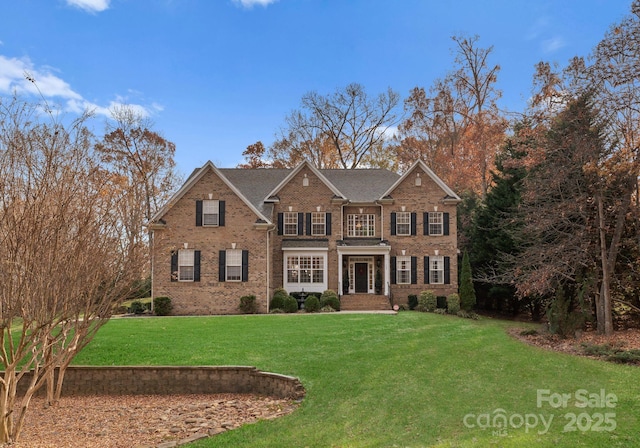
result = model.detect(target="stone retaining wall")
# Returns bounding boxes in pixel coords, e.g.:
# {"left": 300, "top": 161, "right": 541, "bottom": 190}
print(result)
{"left": 18, "top": 366, "right": 305, "bottom": 400}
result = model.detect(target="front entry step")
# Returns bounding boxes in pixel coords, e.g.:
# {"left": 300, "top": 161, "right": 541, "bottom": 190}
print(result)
{"left": 340, "top": 294, "right": 390, "bottom": 311}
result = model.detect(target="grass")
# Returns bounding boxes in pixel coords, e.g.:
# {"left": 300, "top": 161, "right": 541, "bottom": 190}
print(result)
{"left": 74, "top": 312, "right": 640, "bottom": 447}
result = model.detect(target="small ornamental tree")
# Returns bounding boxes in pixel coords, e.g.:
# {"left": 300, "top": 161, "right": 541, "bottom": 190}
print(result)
{"left": 459, "top": 251, "right": 476, "bottom": 311}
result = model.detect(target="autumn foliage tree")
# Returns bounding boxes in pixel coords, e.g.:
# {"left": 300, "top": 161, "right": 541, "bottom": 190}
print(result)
{"left": 398, "top": 35, "right": 508, "bottom": 197}
{"left": 0, "top": 97, "right": 146, "bottom": 442}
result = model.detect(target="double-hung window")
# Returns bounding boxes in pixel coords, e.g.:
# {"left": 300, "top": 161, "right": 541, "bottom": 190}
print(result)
{"left": 311, "top": 212, "right": 326, "bottom": 236}
{"left": 347, "top": 214, "right": 375, "bottom": 237}
{"left": 429, "top": 256, "right": 444, "bottom": 284}
{"left": 178, "top": 250, "right": 195, "bottom": 281}
{"left": 396, "top": 212, "right": 411, "bottom": 236}
{"left": 428, "top": 212, "right": 443, "bottom": 236}
{"left": 225, "top": 249, "right": 242, "bottom": 282}
{"left": 202, "top": 200, "right": 219, "bottom": 226}
{"left": 396, "top": 256, "right": 411, "bottom": 284}
{"left": 283, "top": 212, "right": 298, "bottom": 236}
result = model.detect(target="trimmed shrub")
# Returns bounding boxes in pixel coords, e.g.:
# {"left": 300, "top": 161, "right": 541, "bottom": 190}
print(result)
{"left": 270, "top": 288, "right": 289, "bottom": 311}
{"left": 408, "top": 294, "right": 418, "bottom": 310}
{"left": 130, "top": 300, "right": 146, "bottom": 315}
{"left": 304, "top": 295, "right": 321, "bottom": 313}
{"left": 446, "top": 293, "right": 461, "bottom": 314}
{"left": 417, "top": 290, "right": 437, "bottom": 312}
{"left": 283, "top": 295, "right": 299, "bottom": 313}
{"left": 239, "top": 295, "right": 257, "bottom": 314}
{"left": 153, "top": 296, "right": 173, "bottom": 316}
{"left": 320, "top": 289, "right": 340, "bottom": 311}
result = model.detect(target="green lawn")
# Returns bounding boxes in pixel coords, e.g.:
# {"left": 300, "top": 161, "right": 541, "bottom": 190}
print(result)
{"left": 74, "top": 312, "right": 640, "bottom": 447}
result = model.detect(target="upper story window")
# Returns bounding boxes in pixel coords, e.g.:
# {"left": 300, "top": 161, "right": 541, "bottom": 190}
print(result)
{"left": 396, "top": 212, "right": 411, "bottom": 236}
{"left": 428, "top": 212, "right": 443, "bottom": 236}
{"left": 283, "top": 212, "right": 298, "bottom": 236}
{"left": 347, "top": 214, "right": 375, "bottom": 237}
{"left": 311, "top": 212, "right": 326, "bottom": 236}
{"left": 203, "top": 200, "right": 219, "bottom": 226}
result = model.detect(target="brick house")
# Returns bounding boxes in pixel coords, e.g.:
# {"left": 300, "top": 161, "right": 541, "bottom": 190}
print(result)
{"left": 149, "top": 159, "right": 461, "bottom": 315}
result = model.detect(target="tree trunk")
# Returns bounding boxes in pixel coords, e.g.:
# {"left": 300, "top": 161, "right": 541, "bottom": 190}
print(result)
{"left": 597, "top": 194, "right": 613, "bottom": 335}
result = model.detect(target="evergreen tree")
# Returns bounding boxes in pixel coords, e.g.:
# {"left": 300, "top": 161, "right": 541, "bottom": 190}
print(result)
{"left": 459, "top": 251, "right": 476, "bottom": 311}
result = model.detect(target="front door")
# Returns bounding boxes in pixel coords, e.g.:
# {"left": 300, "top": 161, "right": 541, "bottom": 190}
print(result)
{"left": 355, "top": 263, "right": 368, "bottom": 293}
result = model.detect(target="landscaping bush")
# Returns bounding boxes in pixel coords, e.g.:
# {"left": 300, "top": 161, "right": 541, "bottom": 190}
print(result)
{"left": 130, "top": 300, "right": 146, "bottom": 315}
{"left": 459, "top": 251, "right": 476, "bottom": 311}
{"left": 283, "top": 295, "right": 299, "bottom": 313}
{"left": 153, "top": 296, "right": 172, "bottom": 316}
{"left": 270, "top": 288, "right": 289, "bottom": 311}
{"left": 304, "top": 295, "right": 321, "bottom": 313}
{"left": 239, "top": 295, "right": 257, "bottom": 314}
{"left": 408, "top": 294, "right": 418, "bottom": 310}
{"left": 320, "top": 289, "right": 340, "bottom": 311}
{"left": 417, "top": 290, "right": 437, "bottom": 312}
{"left": 446, "top": 293, "right": 461, "bottom": 314}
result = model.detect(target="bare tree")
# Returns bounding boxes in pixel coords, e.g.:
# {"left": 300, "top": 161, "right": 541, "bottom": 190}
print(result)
{"left": 270, "top": 83, "right": 401, "bottom": 169}
{"left": 399, "top": 35, "right": 507, "bottom": 197}
{"left": 0, "top": 97, "right": 145, "bottom": 442}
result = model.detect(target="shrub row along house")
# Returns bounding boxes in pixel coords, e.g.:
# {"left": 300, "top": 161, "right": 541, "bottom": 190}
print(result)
{"left": 149, "top": 159, "right": 461, "bottom": 314}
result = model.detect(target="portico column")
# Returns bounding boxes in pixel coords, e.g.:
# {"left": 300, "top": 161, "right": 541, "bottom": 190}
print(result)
{"left": 384, "top": 252, "right": 390, "bottom": 296}
{"left": 338, "top": 251, "right": 343, "bottom": 296}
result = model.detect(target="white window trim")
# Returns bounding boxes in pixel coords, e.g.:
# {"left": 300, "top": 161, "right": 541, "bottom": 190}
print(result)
{"left": 396, "top": 211, "right": 411, "bottom": 236}
{"left": 202, "top": 200, "right": 219, "bottom": 226}
{"left": 430, "top": 255, "right": 445, "bottom": 284}
{"left": 282, "top": 249, "right": 328, "bottom": 293}
{"left": 347, "top": 214, "right": 375, "bottom": 237}
{"left": 396, "top": 255, "right": 411, "bottom": 285}
{"left": 311, "top": 212, "right": 326, "bottom": 236}
{"left": 283, "top": 212, "right": 298, "bottom": 236}
{"left": 429, "top": 212, "right": 444, "bottom": 236}
{"left": 178, "top": 249, "right": 195, "bottom": 282}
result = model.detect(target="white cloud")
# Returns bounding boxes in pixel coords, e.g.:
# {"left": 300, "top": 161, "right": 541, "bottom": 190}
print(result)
{"left": 66, "top": 0, "right": 110, "bottom": 13}
{"left": 0, "top": 54, "right": 155, "bottom": 119}
{"left": 232, "top": 0, "right": 278, "bottom": 9}
{"left": 542, "top": 36, "right": 567, "bottom": 53}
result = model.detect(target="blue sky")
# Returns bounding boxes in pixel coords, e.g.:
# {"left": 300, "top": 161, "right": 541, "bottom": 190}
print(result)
{"left": 0, "top": 0, "right": 632, "bottom": 175}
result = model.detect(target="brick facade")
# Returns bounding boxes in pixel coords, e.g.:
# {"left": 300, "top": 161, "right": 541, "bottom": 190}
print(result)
{"left": 150, "top": 160, "right": 460, "bottom": 314}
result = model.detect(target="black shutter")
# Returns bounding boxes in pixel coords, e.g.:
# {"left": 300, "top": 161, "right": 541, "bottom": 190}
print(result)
{"left": 390, "top": 256, "right": 397, "bottom": 284}
{"left": 424, "top": 256, "right": 430, "bottom": 284}
{"left": 170, "top": 251, "right": 178, "bottom": 282}
{"left": 444, "top": 256, "right": 451, "bottom": 284}
{"left": 326, "top": 213, "right": 332, "bottom": 235}
{"left": 297, "top": 213, "right": 304, "bottom": 235}
{"left": 218, "top": 250, "right": 226, "bottom": 282}
{"left": 241, "top": 250, "right": 249, "bottom": 282}
{"left": 277, "top": 213, "right": 283, "bottom": 235}
{"left": 194, "top": 250, "right": 201, "bottom": 282}
{"left": 195, "top": 200, "right": 203, "bottom": 227}
{"left": 411, "top": 213, "right": 417, "bottom": 236}
{"left": 219, "top": 201, "right": 226, "bottom": 227}
{"left": 443, "top": 212, "right": 449, "bottom": 236}
{"left": 306, "top": 213, "right": 312, "bottom": 236}
{"left": 423, "top": 212, "right": 429, "bottom": 235}
{"left": 411, "top": 256, "right": 417, "bottom": 284}
{"left": 390, "top": 212, "right": 397, "bottom": 236}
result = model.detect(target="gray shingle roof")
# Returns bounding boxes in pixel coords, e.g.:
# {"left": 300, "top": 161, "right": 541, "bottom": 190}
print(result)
{"left": 218, "top": 167, "right": 401, "bottom": 212}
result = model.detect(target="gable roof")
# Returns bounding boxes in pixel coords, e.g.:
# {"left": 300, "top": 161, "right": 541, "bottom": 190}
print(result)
{"left": 151, "top": 159, "right": 459, "bottom": 225}
{"left": 149, "top": 161, "right": 272, "bottom": 224}
{"left": 380, "top": 159, "right": 461, "bottom": 202}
